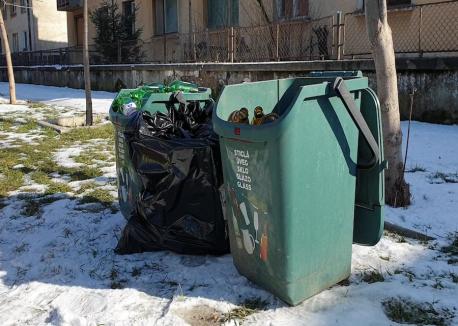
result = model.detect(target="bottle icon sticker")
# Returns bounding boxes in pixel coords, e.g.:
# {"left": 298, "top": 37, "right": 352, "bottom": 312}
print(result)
{"left": 239, "top": 201, "right": 259, "bottom": 255}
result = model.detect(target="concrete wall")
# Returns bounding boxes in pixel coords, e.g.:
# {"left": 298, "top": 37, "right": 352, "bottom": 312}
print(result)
{"left": 2, "top": 57, "right": 457, "bottom": 124}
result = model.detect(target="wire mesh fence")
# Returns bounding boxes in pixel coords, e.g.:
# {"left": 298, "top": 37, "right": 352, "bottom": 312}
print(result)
{"left": 3, "top": 16, "right": 335, "bottom": 66}
{"left": 3, "top": 1, "right": 457, "bottom": 66}
{"left": 343, "top": 0, "right": 458, "bottom": 57}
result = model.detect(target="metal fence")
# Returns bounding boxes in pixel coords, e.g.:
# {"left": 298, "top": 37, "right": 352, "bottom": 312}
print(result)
{"left": 3, "top": 0, "right": 458, "bottom": 66}
{"left": 3, "top": 16, "right": 335, "bottom": 66}
{"left": 177, "top": 16, "right": 335, "bottom": 63}
{"left": 344, "top": 0, "right": 458, "bottom": 57}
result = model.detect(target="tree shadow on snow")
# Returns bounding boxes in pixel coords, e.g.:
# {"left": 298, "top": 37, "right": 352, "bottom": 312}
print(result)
{"left": 0, "top": 192, "right": 278, "bottom": 309}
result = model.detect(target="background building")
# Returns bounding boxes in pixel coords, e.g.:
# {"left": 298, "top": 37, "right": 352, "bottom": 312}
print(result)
{"left": 1, "top": 0, "right": 69, "bottom": 54}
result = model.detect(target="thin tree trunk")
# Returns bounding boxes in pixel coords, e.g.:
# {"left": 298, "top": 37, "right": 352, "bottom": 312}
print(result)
{"left": 365, "top": 0, "right": 410, "bottom": 207}
{"left": 0, "top": 8, "right": 16, "bottom": 104}
{"left": 83, "top": 0, "right": 93, "bottom": 126}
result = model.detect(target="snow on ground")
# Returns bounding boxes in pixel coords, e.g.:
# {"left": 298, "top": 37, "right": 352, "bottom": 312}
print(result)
{"left": 0, "top": 82, "right": 116, "bottom": 114}
{"left": 0, "top": 91, "right": 456, "bottom": 325}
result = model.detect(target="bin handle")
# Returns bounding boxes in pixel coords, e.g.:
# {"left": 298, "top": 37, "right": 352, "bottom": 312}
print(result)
{"left": 333, "top": 77, "right": 380, "bottom": 169}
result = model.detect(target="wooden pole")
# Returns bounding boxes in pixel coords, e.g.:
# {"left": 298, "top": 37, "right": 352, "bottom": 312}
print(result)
{"left": 83, "top": 0, "right": 93, "bottom": 125}
{"left": 188, "top": 0, "right": 192, "bottom": 61}
{"left": 0, "top": 6, "right": 16, "bottom": 104}
{"left": 163, "top": 0, "right": 167, "bottom": 63}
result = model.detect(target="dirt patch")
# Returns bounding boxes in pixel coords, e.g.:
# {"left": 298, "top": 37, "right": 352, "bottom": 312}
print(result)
{"left": 174, "top": 305, "right": 223, "bottom": 326}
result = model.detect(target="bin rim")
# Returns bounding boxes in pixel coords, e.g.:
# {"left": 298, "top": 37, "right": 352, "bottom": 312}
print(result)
{"left": 213, "top": 76, "right": 368, "bottom": 143}
{"left": 109, "top": 87, "right": 213, "bottom": 126}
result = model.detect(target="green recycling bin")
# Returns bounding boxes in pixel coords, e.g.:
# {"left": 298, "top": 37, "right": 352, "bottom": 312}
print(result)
{"left": 109, "top": 86, "right": 213, "bottom": 220}
{"left": 213, "top": 71, "right": 385, "bottom": 305}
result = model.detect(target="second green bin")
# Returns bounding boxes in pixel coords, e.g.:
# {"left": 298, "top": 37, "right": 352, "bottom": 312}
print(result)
{"left": 109, "top": 87, "right": 213, "bottom": 220}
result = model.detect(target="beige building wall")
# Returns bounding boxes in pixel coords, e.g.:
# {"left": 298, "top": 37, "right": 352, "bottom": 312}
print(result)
{"left": 62, "top": 0, "right": 456, "bottom": 60}
{"left": 33, "top": 1, "right": 69, "bottom": 50}
{"left": 66, "top": 0, "right": 277, "bottom": 48}
{"left": 343, "top": 0, "right": 458, "bottom": 56}
{"left": 1, "top": 5, "right": 30, "bottom": 53}
{"left": 309, "top": 0, "right": 359, "bottom": 18}
{"left": 1, "top": 0, "right": 69, "bottom": 54}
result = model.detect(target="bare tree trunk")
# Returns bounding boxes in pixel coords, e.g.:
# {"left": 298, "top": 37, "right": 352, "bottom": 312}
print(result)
{"left": 365, "top": 0, "right": 410, "bottom": 207}
{"left": 0, "top": 8, "right": 16, "bottom": 104}
{"left": 83, "top": 0, "right": 93, "bottom": 126}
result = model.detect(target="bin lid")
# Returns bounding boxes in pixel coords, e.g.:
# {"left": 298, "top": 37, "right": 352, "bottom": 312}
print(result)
{"left": 353, "top": 87, "right": 385, "bottom": 246}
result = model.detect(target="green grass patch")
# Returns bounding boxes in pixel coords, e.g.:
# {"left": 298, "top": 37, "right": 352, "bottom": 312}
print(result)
{"left": 0, "top": 123, "right": 113, "bottom": 197}
{"left": 80, "top": 188, "right": 114, "bottom": 207}
{"left": 430, "top": 172, "right": 458, "bottom": 184}
{"left": 75, "top": 181, "right": 98, "bottom": 195}
{"left": 407, "top": 165, "right": 426, "bottom": 173}
{"left": 0, "top": 119, "right": 14, "bottom": 132}
{"left": 16, "top": 120, "right": 39, "bottom": 133}
{"left": 441, "top": 233, "right": 458, "bottom": 265}
{"left": 61, "top": 124, "right": 114, "bottom": 144}
{"left": 442, "top": 233, "right": 458, "bottom": 255}
{"left": 450, "top": 273, "right": 458, "bottom": 283}
{"left": 74, "top": 151, "right": 110, "bottom": 165}
{"left": 46, "top": 182, "right": 72, "bottom": 195}
{"left": 30, "top": 171, "right": 72, "bottom": 194}
{"left": 27, "top": 101, "right": 48, "bottom": 109}
{"left": 361, "top": 270, "right": 385, "bottom": 284}
{"left": 220, "top": 298, "right": 268, "bottom": 323}
{"left": 21, "top": 195, "right": 64, "bottom": 217}
{"left": 382, "top": 297, "right": 455, "bottom": 326}
{"left": 0, "top": 169, "right": 24, "bottom": 197}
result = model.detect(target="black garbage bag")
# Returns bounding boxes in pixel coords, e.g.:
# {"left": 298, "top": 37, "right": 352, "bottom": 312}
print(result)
{"left": 115, "top": 94, "right": 229, "bottom": 255}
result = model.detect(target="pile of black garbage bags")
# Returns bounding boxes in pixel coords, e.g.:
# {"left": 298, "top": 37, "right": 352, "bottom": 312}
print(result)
{"left": 115, "top": 92, "right": 229, "bottom": 255}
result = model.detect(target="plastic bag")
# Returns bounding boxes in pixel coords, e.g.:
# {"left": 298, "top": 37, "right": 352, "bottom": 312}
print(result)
{"left": 115, "top": 94, "right": 229, "bottom": 255}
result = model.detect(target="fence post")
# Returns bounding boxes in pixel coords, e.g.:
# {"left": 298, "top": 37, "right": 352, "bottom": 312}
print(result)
{"left": 192, "top": 32, "right": 196, "bottom": 62}
{"left": 418, "top": 6, "right": 423, "bottom": 58}
{"left": 335, "top": 11, "right": 342, "bottom": 60}
{"left": 276, "top": 23, "right": 280, "bottom": 61}
{"left": 117, "top": 40, "right": 122, "bottom": 63}
{"left": 230, "top": 27, "right": 235, "bottom": 62}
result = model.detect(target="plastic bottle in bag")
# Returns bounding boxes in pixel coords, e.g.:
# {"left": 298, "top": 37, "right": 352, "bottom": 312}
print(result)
{"left": 121, "top": 100, "right": 137, "bottom": 116}
{"left": 142, "top": 83, "right": 166, "bottom": 93}
{"left": 166, "top": 80, "right": 199, "bottom": 93}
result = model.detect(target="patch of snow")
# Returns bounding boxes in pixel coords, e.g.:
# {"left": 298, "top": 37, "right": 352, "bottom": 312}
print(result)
{"left": 53, "top": 147, "right": 83, "bottom": 168}
{"left": 0, "top": 82, "right": 116, "bottom": 114}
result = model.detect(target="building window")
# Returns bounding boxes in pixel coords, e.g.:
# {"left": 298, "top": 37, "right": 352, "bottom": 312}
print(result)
{"left": 207, "top": 0, "right": 239, "bottom": 29}
{"left": 20, "top": 0, "right": 26, "bottom": 14}
{"left": 22, "top": 31, "right": 27, "bottom": 51}
{"left": 122, "top": 1, "right": 135, "bottom": 37}
{"left": 75, "top": 14, "right": 83, "bottom": 46}
{"left": 12, "top": 33, "right": 19, "bottom": 52}
{"left": 358, "top": 0, "right": 412, "bottom": 12}
{"left": 387, "top": 0, "right": 412, "bottom": 7}
{"left": 276, "top": 0, "right": 308, "bottom": 20}
{"left": 154, "top": 0, "right": 178, "bottom": 35}
{"left": 10, "top": 0, "right": 17, "bottom": 16}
